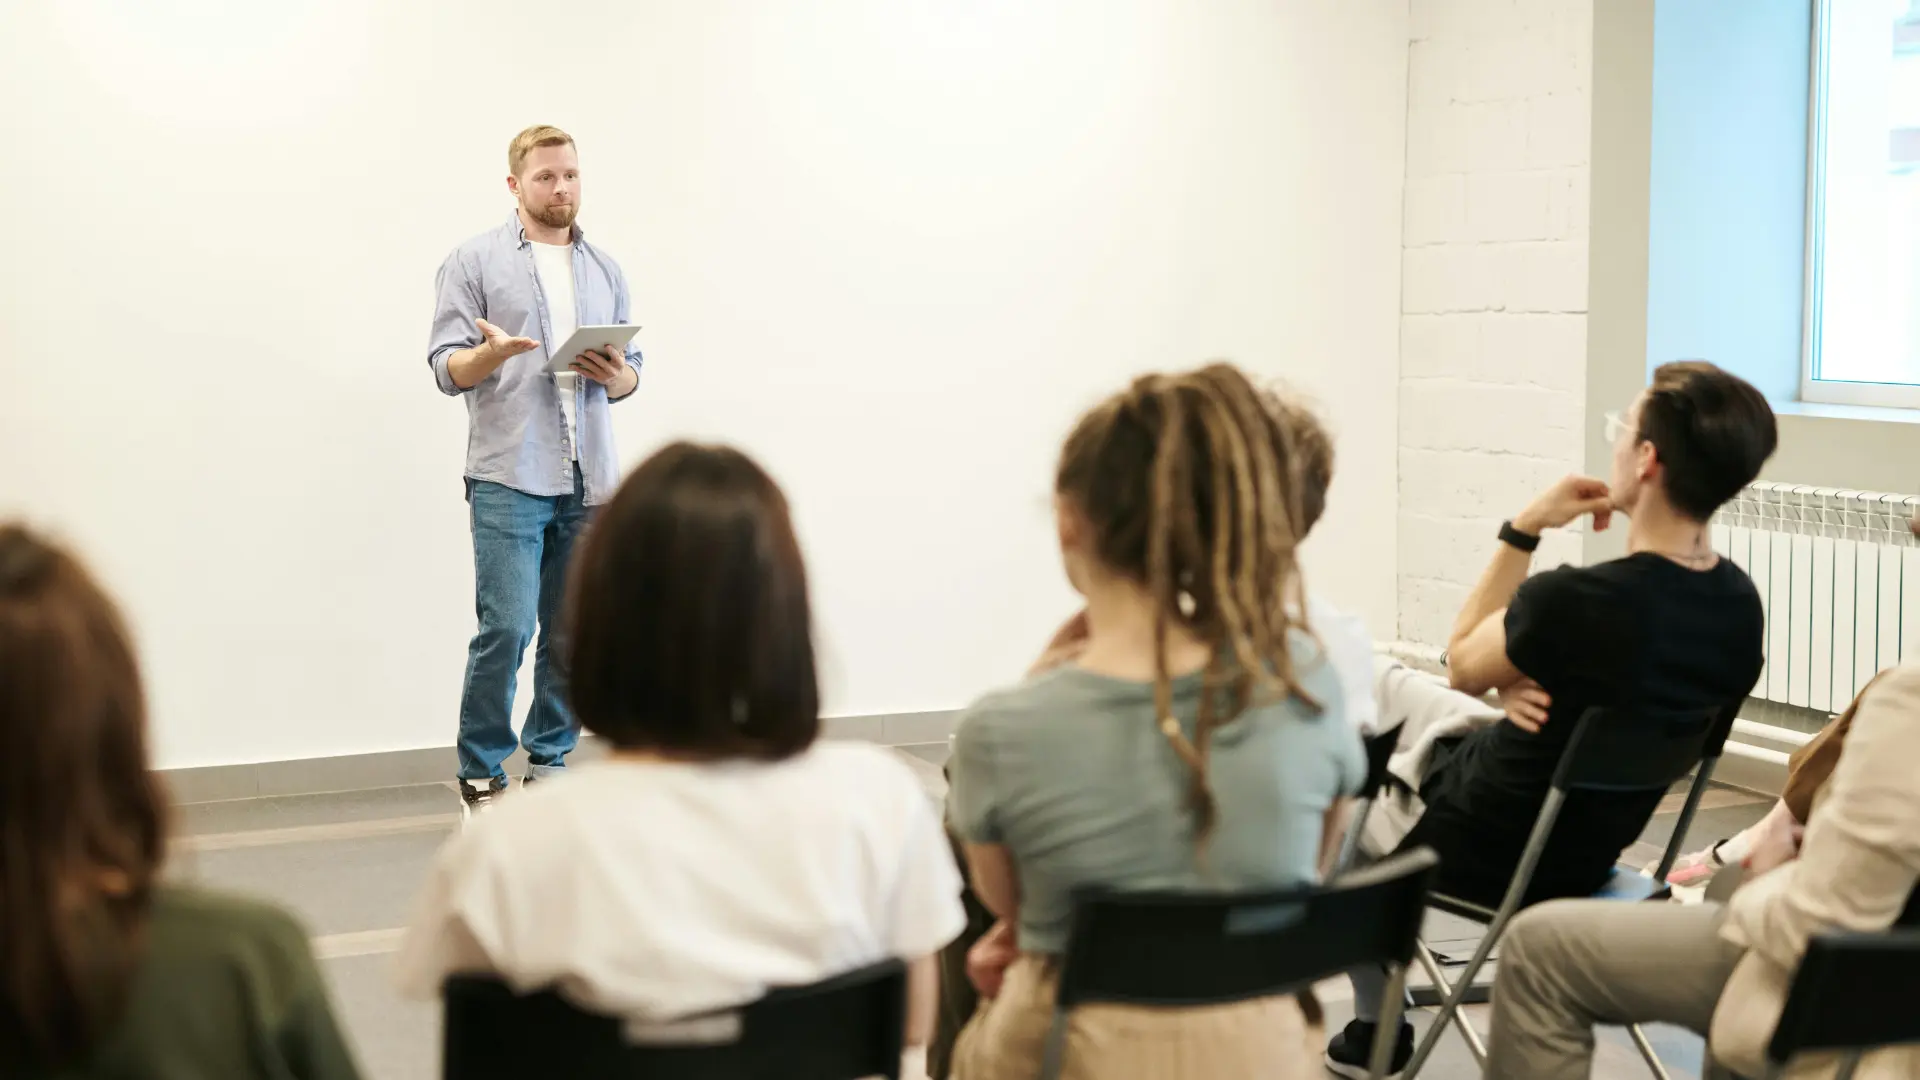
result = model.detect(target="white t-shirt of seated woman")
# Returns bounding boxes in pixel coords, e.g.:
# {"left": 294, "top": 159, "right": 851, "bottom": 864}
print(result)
{"left": 394, "top": 741, "right": 965, "bottom": 1026}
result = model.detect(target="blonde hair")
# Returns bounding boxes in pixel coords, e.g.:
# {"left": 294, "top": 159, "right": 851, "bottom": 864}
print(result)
{"left": 507, "top": 125, "right": 575, "bottom": 177}
{"left": 1055, "top": 362, "right": 1318, "bottom": 846}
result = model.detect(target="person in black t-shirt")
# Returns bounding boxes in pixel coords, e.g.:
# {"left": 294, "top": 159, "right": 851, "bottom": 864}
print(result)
{"left": 1326, "top": 361, "right": 1777, "bottom": 1078}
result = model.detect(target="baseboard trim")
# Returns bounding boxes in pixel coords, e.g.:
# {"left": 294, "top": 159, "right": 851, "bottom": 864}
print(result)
{"left": 161, "top": 711, "right": 960, "bottom": 805}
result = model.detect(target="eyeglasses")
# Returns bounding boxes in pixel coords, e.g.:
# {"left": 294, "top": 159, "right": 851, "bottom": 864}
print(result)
{"left": 1604, "top": 411, "right": 1632, "bottom": 442}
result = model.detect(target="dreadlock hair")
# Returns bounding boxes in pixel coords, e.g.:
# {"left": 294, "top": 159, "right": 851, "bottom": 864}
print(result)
{"left": 1055, "top": 362, "right": 1320, "bottom": 846}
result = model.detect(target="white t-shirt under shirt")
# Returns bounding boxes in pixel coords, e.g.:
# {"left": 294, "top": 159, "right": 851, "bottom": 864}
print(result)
{"left": 394, "top": 742, "right": 966, "bottom": 1027}
{"left": 530, "top": 241, "right": 580, "bottom": 462}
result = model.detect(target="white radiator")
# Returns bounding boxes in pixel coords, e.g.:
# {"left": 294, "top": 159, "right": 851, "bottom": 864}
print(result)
{"left": 1713, "top": 483, "right": 1920, "bottom": 715}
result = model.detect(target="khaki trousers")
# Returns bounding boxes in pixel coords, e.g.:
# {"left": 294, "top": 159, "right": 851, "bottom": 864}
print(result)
{"left": 1485, "top": 900, "right": 1744, "bottom": 1080}
{"left": 951, "top": 955, "right": 1322, "bottom": 1080}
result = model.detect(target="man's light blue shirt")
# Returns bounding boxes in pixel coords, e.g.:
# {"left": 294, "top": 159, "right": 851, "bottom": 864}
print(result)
{"left": 427, "top": 212, "right": 643, "bottom": 505}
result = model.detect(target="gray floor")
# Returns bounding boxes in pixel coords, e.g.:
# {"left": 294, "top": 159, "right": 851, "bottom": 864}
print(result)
{"left": 167, "top": 746, "right": 1770, "bottom": 1080}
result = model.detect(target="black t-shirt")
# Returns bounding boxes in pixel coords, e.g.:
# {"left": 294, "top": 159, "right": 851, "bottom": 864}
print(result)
{"left": 1398, "top": 553, "right": 1765, "bottom": 908}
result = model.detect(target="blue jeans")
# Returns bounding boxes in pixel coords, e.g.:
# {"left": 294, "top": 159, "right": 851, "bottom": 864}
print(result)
{"left": 457, "top": 467, "right": 590, "bottom": 782}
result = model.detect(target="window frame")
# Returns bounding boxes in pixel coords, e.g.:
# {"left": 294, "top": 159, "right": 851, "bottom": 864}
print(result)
{"left": 1799, "top": 0, "right": 1920, "bottom": 408}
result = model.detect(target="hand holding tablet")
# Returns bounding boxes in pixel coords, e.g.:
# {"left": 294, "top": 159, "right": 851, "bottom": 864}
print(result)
{"left": 544, "top": 324, "right": 642, "bottom": 376}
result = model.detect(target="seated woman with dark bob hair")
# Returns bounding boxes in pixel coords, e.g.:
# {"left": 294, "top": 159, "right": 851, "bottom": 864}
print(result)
{"left": 0, "top": 525, "right": 363, "bottom": 1080}
{"left": 396, "top": 443, "right": 965, "bottom": 1048}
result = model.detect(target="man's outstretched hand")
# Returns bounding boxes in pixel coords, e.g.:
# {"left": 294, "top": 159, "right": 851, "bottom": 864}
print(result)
{"left": 476, "top": 318, "right": 538, "bottom": 362}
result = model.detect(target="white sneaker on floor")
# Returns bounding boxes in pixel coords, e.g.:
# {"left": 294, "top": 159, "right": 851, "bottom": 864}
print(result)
{"left": 458, "top": 777, "right": 508, "bottom": 823}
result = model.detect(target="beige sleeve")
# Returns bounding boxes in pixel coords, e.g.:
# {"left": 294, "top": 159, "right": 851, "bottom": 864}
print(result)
{"left": 1721, "top": 661, "right": 1920, "bottom": 969}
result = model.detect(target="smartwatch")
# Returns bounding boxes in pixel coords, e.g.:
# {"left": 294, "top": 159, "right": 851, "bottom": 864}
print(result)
{"left": 1498, "top": 521, "right": 1541, "bottom": 553}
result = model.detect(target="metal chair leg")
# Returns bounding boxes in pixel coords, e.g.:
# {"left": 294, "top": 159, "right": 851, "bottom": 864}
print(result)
{"left": 1412, "top": 940, "right": 1449, "bottom": 999}
{"left": 1403, "top": 788, "right": 1571, "bottom": 1079}
{"left": 1037, "top": 1007, "right": 1069, "bottom": 1080}
{"left": 1628, "top": 1023, "right": 1674, "bottom": 1080}
{"left": 1452, "top": 993, "right": 1488, "bottom": 1065}
{"left": 1367, "top": 964, "right": 1411, "bottom": 1080}
{"left": 1650, "top": 757, "right": 1719, "bottom": 884}
{"left": 1335, "top": 795, "right": 1374, "bottom": 874}
{"left": 1403, "top": 932, "right": 1494, "bottom": 1075}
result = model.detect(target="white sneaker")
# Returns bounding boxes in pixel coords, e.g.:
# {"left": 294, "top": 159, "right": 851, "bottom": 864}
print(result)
{"left": 458, "top": 777, "right": 508, "bottom": 823}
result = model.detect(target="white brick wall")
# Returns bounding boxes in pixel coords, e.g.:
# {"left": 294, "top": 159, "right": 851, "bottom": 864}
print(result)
{"left": 1398, "top": 0, "right": 1594, "bottom": 647}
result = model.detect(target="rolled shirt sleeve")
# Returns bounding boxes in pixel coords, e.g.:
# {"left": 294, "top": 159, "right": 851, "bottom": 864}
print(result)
{"left": 428, "top": 250, "right": 485, "bottom": 396}
{"left": 609, "top": 261, "right": 644, "bottom": 402}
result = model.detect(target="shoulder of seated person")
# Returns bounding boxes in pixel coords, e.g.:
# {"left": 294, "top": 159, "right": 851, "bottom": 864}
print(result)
{"left": 1861, "top": 660, "right": 1920, "bottom": 707}
{"left": 801, "top": 743, "right": 939, "bottom": 815}
{"left": 147, "top": 886, "right": 314, "bottom": 966}
{"left": 958, "top": 678, "right": 1061, "bottom": 728}
{"left": 153, "top": 885, "right": 303, "bottom": 930}
{"left": 1514, "top": 558, "right": 1646, "bottom": 606}
{"left": 1285, "top": 625, "right": 1336, "bottom": 664}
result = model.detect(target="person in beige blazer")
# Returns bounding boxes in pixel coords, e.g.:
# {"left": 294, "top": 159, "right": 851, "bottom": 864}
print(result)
{"left": 1482, "top": 661, "right": 1920, "bottom": 1079}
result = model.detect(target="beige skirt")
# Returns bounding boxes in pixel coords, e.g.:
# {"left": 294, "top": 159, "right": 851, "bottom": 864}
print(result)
{"left": 950, "top": 955, "right": 1324, "bottom": 1080}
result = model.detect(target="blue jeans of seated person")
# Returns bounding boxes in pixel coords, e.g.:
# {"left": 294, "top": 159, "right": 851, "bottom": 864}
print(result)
{"left": 457, "top": 467, "right": 590, "bottom": 783}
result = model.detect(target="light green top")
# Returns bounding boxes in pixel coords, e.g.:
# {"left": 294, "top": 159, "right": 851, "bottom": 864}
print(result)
{"left": 948, "top": 636, "right": 1364, "bottom": 953}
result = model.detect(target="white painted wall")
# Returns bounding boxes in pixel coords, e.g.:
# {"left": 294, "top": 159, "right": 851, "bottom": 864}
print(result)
{"left": 1397, "top": 0, "right": 1595, "bottom": 646}
{"left": 0, "top": 0, "right": 1407, "bottom": 769}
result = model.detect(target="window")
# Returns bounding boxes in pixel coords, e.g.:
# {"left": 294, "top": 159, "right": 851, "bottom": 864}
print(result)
{"left": 1802, "top": 0, "right": 1920, "bottom": 406}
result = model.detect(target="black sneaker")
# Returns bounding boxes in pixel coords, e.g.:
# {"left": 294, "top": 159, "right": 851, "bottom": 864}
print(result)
{"left": 458, "top": 777, "right": 508, "bottom": 822}
{"left": 1325, "top": 1018, "right": 1414, "bottom": 1079}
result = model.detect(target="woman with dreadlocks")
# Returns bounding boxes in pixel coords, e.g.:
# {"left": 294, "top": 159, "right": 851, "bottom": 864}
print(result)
{"left": 945, "top": 363, "right": 1365, "bottom": 1080}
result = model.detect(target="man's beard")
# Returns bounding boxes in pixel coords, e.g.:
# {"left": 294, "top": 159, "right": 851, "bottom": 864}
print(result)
{"left": 529, "top": 201, "right": 577, "bottom": 229}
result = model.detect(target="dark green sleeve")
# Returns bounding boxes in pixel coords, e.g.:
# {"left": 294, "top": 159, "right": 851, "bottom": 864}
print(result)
{"left": 253, "top": 910, "right": 366, "bottom": 1080}
{"left": 275, "top": 966, "right": 365, "bottom": 1080}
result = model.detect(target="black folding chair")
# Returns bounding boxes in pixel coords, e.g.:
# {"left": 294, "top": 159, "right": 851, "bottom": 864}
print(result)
{"left": 1723, "top": 884, "right": 1920, "bottom": 1080}
{"left": 1746, "top": 928, "right": 1920, "bottom": 1079}
{"left": 1402, "top": 704, "right": 1735, "bottom": 1079}
{"left": 1039, "top": 848, "right": 1440, "bottom": 1080}
{"left": 443, "top": 960, "right": 906, "bottom": 1079}
{"left": 1333, "top": 721, "right": 1407, "bottom": 873}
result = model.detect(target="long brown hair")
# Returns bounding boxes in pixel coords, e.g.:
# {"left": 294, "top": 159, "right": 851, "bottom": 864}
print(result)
{"left": 0, "top": 525, "right": 166, "bottom": 1068}
{"left": 1056, "top": 363, "right": 1318, "bottom": 844}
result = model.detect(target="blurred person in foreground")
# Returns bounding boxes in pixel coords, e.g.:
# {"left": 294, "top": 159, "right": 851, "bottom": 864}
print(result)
{"left": 0, "top": 525, "right": 361, "bottom": 1080}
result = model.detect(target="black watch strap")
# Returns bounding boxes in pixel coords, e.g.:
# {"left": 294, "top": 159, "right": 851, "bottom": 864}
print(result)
{"left": 1499, "top": 521, "right": 1541, "bottom": 553}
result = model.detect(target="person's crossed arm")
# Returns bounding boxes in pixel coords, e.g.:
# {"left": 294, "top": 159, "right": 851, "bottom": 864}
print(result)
{"left": 1446, "top": 476, "right": 1613, "bottom": 701}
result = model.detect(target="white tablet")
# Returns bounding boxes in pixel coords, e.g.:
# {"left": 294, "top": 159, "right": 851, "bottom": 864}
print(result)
{"left": 544, "top": 324, "right": 641, "bottom": 375}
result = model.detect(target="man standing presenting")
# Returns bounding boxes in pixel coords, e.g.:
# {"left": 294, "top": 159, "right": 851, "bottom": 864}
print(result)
{"left": 427, "top": 125, "right": 642, "bottom": 816}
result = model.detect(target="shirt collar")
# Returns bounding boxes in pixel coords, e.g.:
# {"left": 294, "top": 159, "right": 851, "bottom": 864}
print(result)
{"left": 508, "top": 210, "right": 584, "bottom": 249}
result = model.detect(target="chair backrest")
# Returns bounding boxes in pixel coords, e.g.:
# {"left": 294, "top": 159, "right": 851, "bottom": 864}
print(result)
{"left": 443, "top": 960, "right": 906, "bottom": 1080}
{"left": 1766, "top": 929, "right": 1920, "bottom": 1065}
{"left": 1054, "top": 848, "right": 1439, "bottom": 1010}
{"left": 1550, "top": 703, "right": 1737, "bottom": 794}
{"left": 1358, "top": 722, "right": 1404, "bottom": 799}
